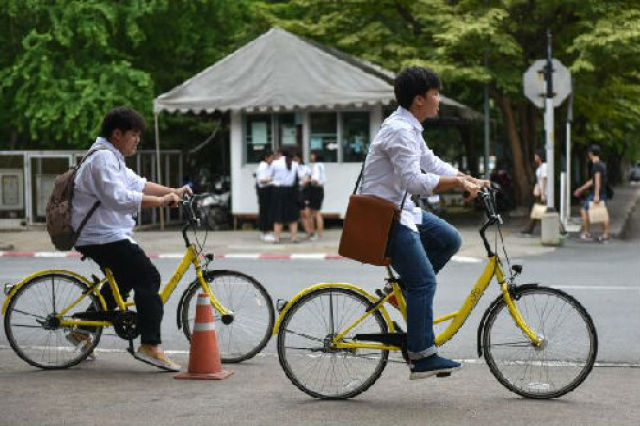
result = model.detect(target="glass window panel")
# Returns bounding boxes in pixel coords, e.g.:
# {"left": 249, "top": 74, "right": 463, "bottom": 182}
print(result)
{"left": 342, "top": 111, "right": 370, "bottom": 162}
{"left": 245, "top": 114, "right": 272, "bottom": 163}
{"left": 309, "top": 112, "right": 338, "bottom": 162}
{"left": 278, "top": 113, "right": 302, "bottom": 155}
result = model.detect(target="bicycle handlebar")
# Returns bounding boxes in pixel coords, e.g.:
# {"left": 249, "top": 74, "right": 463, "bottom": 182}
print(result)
{"left": 478, "top": 184, "right": 503, "bottom": 257}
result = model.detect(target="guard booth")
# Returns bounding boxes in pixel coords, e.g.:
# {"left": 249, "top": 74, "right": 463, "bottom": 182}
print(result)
{"left": 0, "top": 150, "right": 183, "bottom": 230}
{"left": 153, "top": 28, "right": 482, "bottom": 225}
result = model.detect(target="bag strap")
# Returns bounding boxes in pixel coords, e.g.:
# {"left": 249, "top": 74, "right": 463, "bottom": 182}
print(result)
{"left": 70, "top": 146, "right": 110, "bottom": 237}
{"left": 353, "top": 150, "right": 409, "bottom": 211}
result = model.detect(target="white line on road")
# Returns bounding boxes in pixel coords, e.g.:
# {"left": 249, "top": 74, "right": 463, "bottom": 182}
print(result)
{"left": 551, "top": 285, "right": 640, "bottom": 291}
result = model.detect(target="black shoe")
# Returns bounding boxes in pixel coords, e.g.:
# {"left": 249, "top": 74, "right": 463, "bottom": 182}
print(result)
{"left": 409, "top": 354, "right": 461, "bottom": 380}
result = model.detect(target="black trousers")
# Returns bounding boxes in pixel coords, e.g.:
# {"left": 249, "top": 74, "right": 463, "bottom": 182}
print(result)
{"left": 257, "top": 186, "right": 274, "bottom": 232}
{"left": 77, "top": 239, "right": 163, "bottom": 345}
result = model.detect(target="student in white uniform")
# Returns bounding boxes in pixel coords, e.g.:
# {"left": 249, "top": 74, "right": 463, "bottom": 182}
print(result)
{"left": 270, "top": 148, "right": 300, "bottom": 243}
{"left": 71, "top": 107, "right": 190, "bottom": 371}
{"left": 256, "top": 150, "right": 275, "bottom": 242}
{"left": 307, "top": 151, "right": 326, "bottom": 240}
{"left": 293, "top": 152, "right": 313, "bottom": 237}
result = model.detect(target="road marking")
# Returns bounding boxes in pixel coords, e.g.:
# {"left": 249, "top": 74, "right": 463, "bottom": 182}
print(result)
{"left": 551, "top": 285, "right": 640, "bottom": 291}
{"left": 452, "top": 256, "right": 483, "bottom": 263}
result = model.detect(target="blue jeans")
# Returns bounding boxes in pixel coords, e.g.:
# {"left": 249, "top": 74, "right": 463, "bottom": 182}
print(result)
{"left": 387, "top": 211, "right": 462, "bottom": 360}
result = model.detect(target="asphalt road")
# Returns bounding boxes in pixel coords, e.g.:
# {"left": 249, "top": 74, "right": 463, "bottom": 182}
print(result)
{"left": 0, "top": 213, "right": 638, "bottom": 424}
{"left": 1, "top": 228, "right": 638, "bottom": 364}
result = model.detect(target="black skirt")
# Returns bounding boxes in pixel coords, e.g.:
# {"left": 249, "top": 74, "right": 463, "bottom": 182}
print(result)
{"left": 307, "top": 186, "right": 324, "bottom": 210}
{"left": 271, "top": 186, "right": 300, "bottom": 223}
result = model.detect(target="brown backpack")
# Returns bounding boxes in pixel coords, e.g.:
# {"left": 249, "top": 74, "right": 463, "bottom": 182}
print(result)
{"left": 45, "top": 148, "right": 107, "bottom": 250}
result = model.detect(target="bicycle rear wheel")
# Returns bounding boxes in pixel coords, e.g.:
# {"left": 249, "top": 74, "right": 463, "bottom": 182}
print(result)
{"left": 4, "top": 273, "right": 103, "bottom": 369}
{"left": 277, "top": 287, "right": 389, "bottom": 399}
{"left": 181, "top": 270, "right": 274, "bottom": 363}
{"left": 483, "top": 286, "right": 597, "bottom": 398}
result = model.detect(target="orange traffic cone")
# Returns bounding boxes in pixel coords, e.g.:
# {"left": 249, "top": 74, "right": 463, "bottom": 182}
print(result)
{"left": 175, "top": 293, "right": 233, "bottom": 380}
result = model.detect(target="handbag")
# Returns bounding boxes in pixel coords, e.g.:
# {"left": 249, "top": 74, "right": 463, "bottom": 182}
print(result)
{"left": 588, "top": 201, "right": 609, "bottom": 224}
{"left": 338, "top": 155, "right": 407, "bottom": 266}
{"left": 530, "top": 203, "right": 546, "bottom": 220}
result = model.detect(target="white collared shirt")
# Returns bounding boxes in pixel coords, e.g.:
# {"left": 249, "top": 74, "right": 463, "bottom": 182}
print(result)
{"left": 311, "top": 162, "right": 326, "bottom": 186}
{"left": 270, "top": 157, "right": 299, "bottom": 187}
{"left": 71, "top": 137, "right": 147, "bottom": 246}
{"left": 256, "top": 161, "right": 272, "bottom": 188}
{"left": 359, "top": 107, "right": 458, "bottom": 231}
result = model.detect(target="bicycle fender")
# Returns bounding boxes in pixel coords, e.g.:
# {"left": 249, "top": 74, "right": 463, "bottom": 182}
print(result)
{"left": 273, "top": 282, "right": 396, "bottom": 336}
{"left": 176, "top": 278, "right": 200, "bottom": 330}
{"left": 476, "top": 283, "right": 539, "bottom": 357}
{"left": 2, "top": 269, "right": 105, "bottom": 315}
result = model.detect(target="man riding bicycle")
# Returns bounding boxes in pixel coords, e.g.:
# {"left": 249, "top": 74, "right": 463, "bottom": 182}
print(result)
{"left": 360, "top": 67, "right": 487, "bottom": 379}
{"left": 70, "top": 106, "right": 191, "bottom": 371}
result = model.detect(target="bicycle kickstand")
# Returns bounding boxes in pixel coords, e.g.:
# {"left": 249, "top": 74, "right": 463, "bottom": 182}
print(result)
{"left": 126, "top": 339, "right": 175, "bottom": 372}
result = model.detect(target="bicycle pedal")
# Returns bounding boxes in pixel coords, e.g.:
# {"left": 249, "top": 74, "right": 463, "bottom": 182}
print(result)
{"left": 436, "top": 372, "right": 451, "bottom": 378}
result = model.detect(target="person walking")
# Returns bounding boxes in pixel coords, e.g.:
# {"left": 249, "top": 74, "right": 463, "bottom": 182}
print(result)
{"left": 574, "top": 144, "right": 610, "bottom": 242}
{"left": 71, "top": 106, "right": 189, "bottom": 371}
{"left": 307, "top": 151, "right": 326, "bottom": 240}
{"left": 521, "top": 150, "right": 547, "bottom": 235}
{"left": 359, "top": 67, "right": 486, "bottom": 379}
{"left": 256, "top": 150, "right": 275, "bottom": 242}
{"left": 270, "top": 148, "right": 300, "bottom": 243}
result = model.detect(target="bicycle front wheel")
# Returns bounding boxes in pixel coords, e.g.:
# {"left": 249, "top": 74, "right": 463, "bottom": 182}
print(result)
{"left": 4, "top": 273, "right": 103, "bottom": 369}
{"left": 483, "top": 286, "right": 597, "bottom": 399}
{"left": 277, "top": 287, "right": 389, "bottom": 399}
{"left": 181, "top": 270, "right": 274, "bottom": 363}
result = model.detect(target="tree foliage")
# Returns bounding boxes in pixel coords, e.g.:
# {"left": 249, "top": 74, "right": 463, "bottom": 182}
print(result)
{"left": 257, "top": 0, "right": 640, "bottom": 200}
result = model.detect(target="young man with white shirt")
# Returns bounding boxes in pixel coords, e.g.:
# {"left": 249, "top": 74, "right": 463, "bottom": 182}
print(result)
{"left": 71, "top": 107, "right": 191, "bottom": 371}
{"left": 360, "top": 67, "right": 487, "bottom": 379}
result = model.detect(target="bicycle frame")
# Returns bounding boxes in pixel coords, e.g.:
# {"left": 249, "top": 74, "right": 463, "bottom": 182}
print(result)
{"left": 2, "top": 245, "right": 229, "bottom": 329}
{"left": 273, "top": 255, "right": 541, "bottom": 353}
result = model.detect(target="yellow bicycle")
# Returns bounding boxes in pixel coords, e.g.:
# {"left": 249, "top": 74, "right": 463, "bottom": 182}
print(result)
{"left": 2, "top": 195, "right": 274, "bottom": 369}
{"left": 275, "top": 187, "right": 598, "bottom": 399}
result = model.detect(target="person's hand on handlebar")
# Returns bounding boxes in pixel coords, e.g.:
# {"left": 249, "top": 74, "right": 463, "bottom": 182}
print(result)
{"left": 458, "top": 177, "right": 483, "bottom": 200}
{"left": 172, "top": 185, "right": 193, "bottom": 199}
{"left": 162, "top": 192, "right": 181, "bottom": 208}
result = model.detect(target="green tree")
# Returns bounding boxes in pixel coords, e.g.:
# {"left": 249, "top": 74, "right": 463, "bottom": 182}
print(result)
{"left": 258, "top": 0, "right": 640, "bottom": 204}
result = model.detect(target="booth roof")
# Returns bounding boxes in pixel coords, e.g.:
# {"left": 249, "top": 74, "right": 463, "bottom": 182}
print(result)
{"left": 153, "top": 27, "right": 481, "bottom": 120}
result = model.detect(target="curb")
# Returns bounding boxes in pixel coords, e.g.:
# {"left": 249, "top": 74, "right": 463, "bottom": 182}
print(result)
{"left": 0, "top": 251, "right": 482, "bottom": 263}
{"left": 617, "top": 188, "right": 640, "bottom": 239}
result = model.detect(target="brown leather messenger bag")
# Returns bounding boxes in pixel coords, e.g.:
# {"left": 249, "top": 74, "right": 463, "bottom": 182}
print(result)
{"left": 338, "top": 156, "right": 407, "bottom": 266}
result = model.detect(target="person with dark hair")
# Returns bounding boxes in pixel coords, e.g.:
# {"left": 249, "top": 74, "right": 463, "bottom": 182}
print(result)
{"left": 521, "top": 149, "right": 548, "bottom": 235}
{"left": 270, "top": 147, "right": 300, "bottom": 243}
{"left": 256, "top": 149, "right": 275, "bottom": 242}
{"left": 574, "top": 144, "right": 610, "bottom": 242}
{"left": 307, "top": 150, "right": 326, "bottom": 240}
{"left": 70, "top": 106, "right": 191, "bottom": 371}
{"left": 293, "top": 152, "right": 313, "bottom": 237}
{"left": 360, "top": 66, "right": 487, "bottom": 379}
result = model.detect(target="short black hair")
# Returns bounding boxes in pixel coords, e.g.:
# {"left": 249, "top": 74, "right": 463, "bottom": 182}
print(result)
{"left": 588, "top": 144, "right": 601, "bottom": 156}
{"left": 535, "top": 149, "right": 546, "bottom": 162}
{"left": 100, "top": 107, "right": 146, "bottom": 139}
{"left": 394, "top": 66, "right": 442, "bottom": 109}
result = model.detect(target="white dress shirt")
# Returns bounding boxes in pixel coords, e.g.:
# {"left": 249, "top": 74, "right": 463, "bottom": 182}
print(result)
{"left": 360, "top": 107, "right": 458, "bottom": 231}
{"left": 311, "top": 162, "right": 326, "bottom": 186}
{"left": 256, "top": 161, "right": 272, "bottom": 188}
{"left": 72, "top": 138, "right": 146, "bottom": 246}
{"left": 271, "top": 157, "right": 300, "bottom": 187}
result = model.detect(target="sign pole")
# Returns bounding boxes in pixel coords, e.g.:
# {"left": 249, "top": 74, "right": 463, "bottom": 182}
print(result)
{"left": 545, "top": 28, "right": 555, "bottom": 211}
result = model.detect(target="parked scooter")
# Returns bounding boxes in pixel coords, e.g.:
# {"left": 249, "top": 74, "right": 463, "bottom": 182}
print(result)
{"left": 196, "top": 175, "right": 231, "bottom": 230}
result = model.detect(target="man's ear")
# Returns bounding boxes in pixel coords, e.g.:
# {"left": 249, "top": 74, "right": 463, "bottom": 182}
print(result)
{"left": 111, "top": 128, "right": 122, "bottom": 142}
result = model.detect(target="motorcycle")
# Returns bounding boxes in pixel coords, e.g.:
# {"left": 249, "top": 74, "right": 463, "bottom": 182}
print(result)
{"left": 195, "top": 175, "right": 231, "bottom": 230}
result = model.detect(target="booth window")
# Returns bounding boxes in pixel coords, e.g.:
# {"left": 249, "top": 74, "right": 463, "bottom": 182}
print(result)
{"left": 342, "top": 112, "right": 370, "bottom": 162}
{"left": 309, "top": 112, "right": 338, "bottom": 162}
{"left": 245, "top": 114, "right": 272, "bottom": 163}
{"left": 278, "top": 113, "right": 302, "bottom": 155}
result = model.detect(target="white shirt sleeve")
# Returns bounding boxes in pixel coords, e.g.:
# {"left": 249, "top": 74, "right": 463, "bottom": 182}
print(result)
{"left": 385, "top": 128, "right": 440, "bottom": 195}
{"left": 88, "top": 152, "right": 143, "bottom": 213}
{"left": 420, "top": 138, "right": 458, "bottom": 177}
{"left": 125, "top": 166, "right": 147, "bottom": 192}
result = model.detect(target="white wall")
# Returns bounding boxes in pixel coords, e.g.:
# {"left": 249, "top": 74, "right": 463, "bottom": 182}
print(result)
{"left": 230, "top": 105, "right": 383, "bottom": 218}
